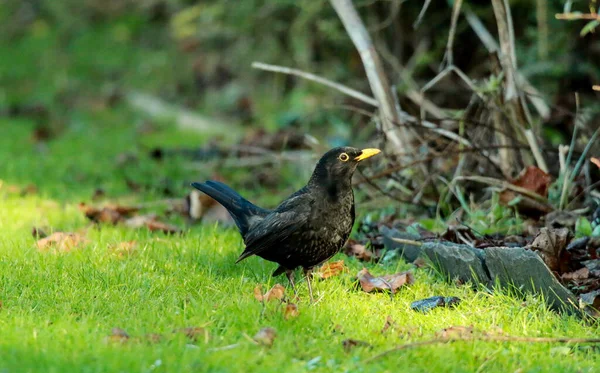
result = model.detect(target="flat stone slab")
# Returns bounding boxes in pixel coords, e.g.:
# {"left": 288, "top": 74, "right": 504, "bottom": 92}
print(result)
{"left": 380, "top": 226, "right": 422, "bottom": 262}
{"left": 382, "top": 230, "right": 581, "bottom": 314}
{"left": 422, "top": 242, "right": 490, "bottom": 284}
{"left": 484, "top": 247, "right": 578, "bottom": 313}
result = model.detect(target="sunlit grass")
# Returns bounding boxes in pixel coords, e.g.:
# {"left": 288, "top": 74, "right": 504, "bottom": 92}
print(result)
{"left": 1, "top": 115, "right": 599, "bottom": 373}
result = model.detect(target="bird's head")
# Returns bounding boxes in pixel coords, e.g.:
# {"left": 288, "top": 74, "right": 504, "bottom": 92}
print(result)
{"left": 309, "top": 147, "right": 381, "bottom": 187}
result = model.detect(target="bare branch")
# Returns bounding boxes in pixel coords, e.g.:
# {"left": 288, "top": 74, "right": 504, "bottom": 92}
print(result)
{"left": 329, "top": 0, "right": 413, "bottom": 153}
{"left": 555, "top": 12, "right": 600, "bottom": 20}
{"left": 252, "top": 62, "right": 378, "bottom": 106}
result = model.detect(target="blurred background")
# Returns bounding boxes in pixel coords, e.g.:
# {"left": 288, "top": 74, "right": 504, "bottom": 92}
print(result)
{"left": 1, "top": 0, "right": 599, "bottom": 224}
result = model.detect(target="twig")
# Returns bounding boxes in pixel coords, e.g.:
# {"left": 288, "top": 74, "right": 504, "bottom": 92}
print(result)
{"left": 252, "top": 62, "right": 377, "bottom": 106}
{"left": 329, "top": 0, "right": 413, "bottom": 154}
{"left": 555, "top": 12, "right": 600, "bottom": 20}
{"left": 454, "top": 175, "right": 551, "bottom": 204}
{"left": 413, "top": 0, "right": 432, "bottom": 29}
{"left": 365, "top": 335, "right": 600, "bottom": 363}
{"left": 253, "top": 62, "right": 477, "bottom": 151}
{"left": 389, "top": 237, "right": 423, "bottom": 247}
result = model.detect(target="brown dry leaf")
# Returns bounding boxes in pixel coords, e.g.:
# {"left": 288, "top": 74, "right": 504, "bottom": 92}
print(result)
{"left": 283, "top": 303, "right": 299, "bottom": 320}
{"left": 499, "top": 166, "right": 553, "bottom": 216}
{"left": 316, "top": 260, "right": 348, "bottom": 279}
{"left": 381, "top": 316, "right": 397, "bottom": 334}
{"left": 510, "top": 166, "right": 552, "bottom": 196}
{"left": 528, "top": 227, "right": 571, "bottom": 272}
{"left": 436, "top": 326, "right": 474, "bottom": 339}
{"left": 36, "top": 232, "right": 87, "bottom": 252}
{"left": 106, "top": 327, "right": 130, "bottom": 343}
{"left": 79, "top": 203, "right": 139, "bottom": 224}
{"left": 560, "top": 267, "right": 590, "bottom": 281}
{"left": 342, "top": 339, "right": 370, "bottom": 352}
{"left": 109, "top": 241, "right": 137, "bottom": 257}
{"left": 124, "top": 215, "right": 181, "bottom": 234}
{"left": 356, "top": 268, "right": 414, "bottom": 294}
{"left": 253, "top": 327, "right": 276, "bottom": 347}
{"left": 343, "top": 240, "right": 377, "bottom": 262}
{"left": 591, "top": 157, "right": 600, "bottom": 169}
{"left": 412, "top": 257, "right": 428, "bottom": 268}
{"left": 254, "top": 284, "right": 286, "bottom": 302}
{"left": 173, "top": 327, "right": 209, "bottom": 343}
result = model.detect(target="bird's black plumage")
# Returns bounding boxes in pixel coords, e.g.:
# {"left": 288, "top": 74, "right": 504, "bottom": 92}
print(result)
{"left": 191, "top": 146, "right": 381, "bottom": 300}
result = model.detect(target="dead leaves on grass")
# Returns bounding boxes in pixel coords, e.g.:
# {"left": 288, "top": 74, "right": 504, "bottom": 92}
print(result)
{"left": 357, "top": 268, "right": 414, "bottom": 294}
{"left": 254, "top": 284, "right": 286, "bottom": 302}
{"left": 106, "top": 326, "right": 209, "bottom": 345}
{"left": 315, "top": 260, "right": 348, "bottom": 279}
{"left": 79, "top": 203, "right": 182, "bottom": 234}
{"left": 36, "top": 232, "right": 87, "bottom": 252}
{"left": 253, "top": 284, "right": 299, "bottom": 319}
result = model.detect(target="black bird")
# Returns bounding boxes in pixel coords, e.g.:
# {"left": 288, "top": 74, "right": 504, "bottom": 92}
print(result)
{"left": 191, "top": 147, "right": 381, "bottom": 301}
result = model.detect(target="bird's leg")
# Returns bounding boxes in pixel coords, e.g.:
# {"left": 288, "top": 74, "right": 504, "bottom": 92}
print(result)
{"left": 285, "top": 269, "right": 298, "bottom": 297}
{"left": 303, "top": 267, "right": 314, "bottom": 303}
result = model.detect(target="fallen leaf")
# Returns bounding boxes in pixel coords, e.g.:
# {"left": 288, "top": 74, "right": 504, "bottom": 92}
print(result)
{"left": 254, "top": 284, "right": 286, "bottom": 302}
{"left": 436, "top": 326, "right": 474, "bottom": 339}
{"left": 591, "top": 157, "right": 600, "bottom": 169}
{"left": 106, "top": 327, "right": 130, "bottom": 343}
{"left": 283, "top": 303, "right": 299, "bottom": 319}
{"left": 412, "top": 257, "right": 428, "bottom": 268}
{"left": 316, "top": 260, "right": 348, "bottom": 279}
{"left": 253, "top": 327, "right": 276, "bottom": 347}
{"left": 380, "top": 316, "right": 397, "bottom": 334}
{"left": 343, "top": 240, "right": 377, "bottom": 262}
{"left": 510, "top": 166, "right": 552, "bottom": 196}
{"left": 173, "top": 327, "right": 209, "bottom": 343}
{"left": 109, "top": 241, "right": 137, "bottom": 257}
{"left": 410, "top": 296, "right": 461, "bottom": 313}
{"left": 79, "top": 203, "right": 140, "bottom": 224}
{"left": 528, "top": 227, "right": 571, "bottom": 272}
{"left": 356, "top": 268, "right": 414, "bottom": 293}
{"left": 124, "top": 214, "right": 181, "bottom": 234}
{"left": 560, "top": 267, "right": 590, "bottom": 281}
{"left": 36, "top": 232, "right": 87, "bottom": 252}
{"left": 498, "top": 166, "right": 553, "bottom": 216}
{"left": 342, "top": 339, "right": 370, "bottom": 352}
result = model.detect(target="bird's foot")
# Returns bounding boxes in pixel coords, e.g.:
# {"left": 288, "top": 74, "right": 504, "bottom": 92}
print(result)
{"left": 303, "top": 268, "right": 315, "bottom": 303}
{"left": 285, "top": 269, "right": 298, "bottom": 299}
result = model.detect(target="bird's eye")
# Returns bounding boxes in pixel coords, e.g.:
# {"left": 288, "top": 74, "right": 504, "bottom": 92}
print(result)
{"left": 338, "top": 153, "right": 349, "bottom": 162}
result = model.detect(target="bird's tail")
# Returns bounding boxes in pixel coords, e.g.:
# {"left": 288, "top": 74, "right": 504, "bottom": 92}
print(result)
{"left": 191, "top": 180, "right": 267, "bottom": 236}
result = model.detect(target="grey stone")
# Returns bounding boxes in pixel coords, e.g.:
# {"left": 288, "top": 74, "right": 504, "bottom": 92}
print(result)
{"left": 380, "top": 226, "right": 423, "bottom": 262}
{"left": 484, "top": 247, "right": 578, "bottom": 313}
{"left": 422, "top": 242, "right": 490, "bottom": 284}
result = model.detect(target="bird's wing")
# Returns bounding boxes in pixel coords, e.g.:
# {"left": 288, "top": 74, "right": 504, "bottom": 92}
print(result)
{"left": 236, "top": 190, "right": 314, "bottom": 263}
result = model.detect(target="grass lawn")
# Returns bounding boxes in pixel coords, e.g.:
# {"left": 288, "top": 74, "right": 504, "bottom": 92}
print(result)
{"left": 1, "top": 20, "right": 599, "bottom": 373}
{"left": 1, "top": 114, "right": 600, "bottom": 373}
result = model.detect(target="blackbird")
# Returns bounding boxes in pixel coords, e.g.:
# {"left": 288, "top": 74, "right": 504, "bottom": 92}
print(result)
{"left": 191, "top": 147, "right": 381, "bottom": 301}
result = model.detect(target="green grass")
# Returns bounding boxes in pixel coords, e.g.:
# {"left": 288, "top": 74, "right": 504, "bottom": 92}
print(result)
{"left": 1, "top": 16, "right": 599, "bottom": 373}
{"left": 1, "top": 114, "right": 600, "bottom": 373}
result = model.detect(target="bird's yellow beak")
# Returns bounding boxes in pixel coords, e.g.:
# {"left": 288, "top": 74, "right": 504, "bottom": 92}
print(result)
{"left": 354, "top": 148, "right": 381, "bottom": 161}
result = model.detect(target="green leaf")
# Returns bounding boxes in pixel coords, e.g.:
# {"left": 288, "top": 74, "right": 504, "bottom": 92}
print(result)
{"left": 580, "top": 20, "right": 600, "bottom": 37}
{"left": 575, "top": 217, "right": 593, "bottom": 237}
